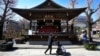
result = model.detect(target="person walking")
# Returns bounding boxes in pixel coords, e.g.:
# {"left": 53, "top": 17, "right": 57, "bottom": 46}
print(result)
{"left": 44, "top": 35, "right": 54, "bottom": 54}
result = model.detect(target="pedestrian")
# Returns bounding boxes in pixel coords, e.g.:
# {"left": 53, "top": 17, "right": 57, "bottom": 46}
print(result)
{"left": 80, "top": 30, "right": 88, "bottom": 44}
{"left": 44, "top": 36, "right": 54, "bottom": 54}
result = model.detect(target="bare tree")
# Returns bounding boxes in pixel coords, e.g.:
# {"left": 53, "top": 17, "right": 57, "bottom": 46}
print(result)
{"left": 69, "top": 0, "right": 77, "bottom": 33}
{"left": 97, "top": 8, "right": 100, "bottom": 18}
{"left": 4, "top": 20, "right": 21, "bottom": 39}
{"left": 69, "top": 0, "right": 77, "bottom": 8}
{"left": 0, "top": 0, "right": 17, "bottom": 39}
{"left": 85, "top": 0, "right": 100, "bottom": 42}
{"left": 18, "top": 18, "right": 29, "bottom": 34}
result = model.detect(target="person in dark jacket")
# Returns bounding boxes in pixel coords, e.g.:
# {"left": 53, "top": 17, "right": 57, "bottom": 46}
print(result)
{"left": 44, "top": 36, "right": 54, "bottom": 54}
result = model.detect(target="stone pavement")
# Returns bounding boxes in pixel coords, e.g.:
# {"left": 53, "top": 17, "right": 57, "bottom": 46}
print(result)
{"left": 13, "top": 44, "right": 84, "bottom": 49}
{"left": 0, "top": 48, "right": 100, "bottom": 56}
{"left": 0, "top": 38, "right": 100, "bottom": 56}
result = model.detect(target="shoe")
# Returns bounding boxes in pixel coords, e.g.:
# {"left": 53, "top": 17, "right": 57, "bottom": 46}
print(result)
{"left": 44, "top": 52, "right": 46, "bottom": 54}
{"left": 50, "top": 53, "right": 52, "bottom": 54}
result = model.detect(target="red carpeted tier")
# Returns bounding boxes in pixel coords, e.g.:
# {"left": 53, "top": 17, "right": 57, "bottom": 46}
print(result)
{"left": 39, "top": 26, "right": 60, "bottom": 33}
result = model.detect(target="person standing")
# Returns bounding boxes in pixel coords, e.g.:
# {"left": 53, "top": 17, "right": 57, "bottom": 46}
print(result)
{"left": 44, "top": 35, "right": 54, "bottom": 54}
{"left": 83, "top": 31, "right": 88, "bottom": 43}
{"left": 80, "top": 30, "right": 88, "bottom": 44}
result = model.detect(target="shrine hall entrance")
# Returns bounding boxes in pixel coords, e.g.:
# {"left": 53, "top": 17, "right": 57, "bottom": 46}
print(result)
{"left": 36, "top": 20, "right": 61, "bottom": 33}
{"left": 27, "top": 19, "right": 78, "bottom": 44}
{"left": 11, "top": 0, "right": 86, "bottom": 44}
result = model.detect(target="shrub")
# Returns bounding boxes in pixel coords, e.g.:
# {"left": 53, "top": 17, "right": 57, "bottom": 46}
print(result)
{"left": 84, "top": 43, "right": 97, "bottom": 50}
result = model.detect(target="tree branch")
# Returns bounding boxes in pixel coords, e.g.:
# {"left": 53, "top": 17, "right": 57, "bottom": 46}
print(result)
{"left": 3, "top": 0, "right": 7, "bottom": 5}
{"left": 6, "top": 13, "right": 15, "bottom": 20}
{"left": 71, "top": 0, "right": 76, "bottom": 2}
{"left": 6, "top": 13, "right": 13, "bottom": 16}
{"left": 0, "top": 15, "right": 2, "bottom": 18}
{"left": 89, "top": 0, "right": 93, "bottom": 5}
{"left": 94, "top": 4, "right": 100, "bottom": 13}
{"left": 6, "top": 16, "right": 13, "bottom": 20}
{"left": 90, "top": 4, "right": 100, "bottom": 15}
{"left": 0, "top": 0, "right": 2, "bottom": 4}
{"left": 6, "top": 8, "right": 10, "bottom": 13}
{"left": 85, "top": 11, "right": 89, "bottom": 21}
{"left": 73, "top": 0, "right": 77, "bottom": 3}
{"left": 86, "top": 0, "right": 93, "bottom": 6}
{"left": 70, "top": 0, "right": 77, "bottom": 8}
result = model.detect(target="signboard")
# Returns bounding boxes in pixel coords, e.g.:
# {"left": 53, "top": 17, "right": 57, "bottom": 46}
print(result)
{"left": 28, "top": 30, "right": 32, "bottom": 35}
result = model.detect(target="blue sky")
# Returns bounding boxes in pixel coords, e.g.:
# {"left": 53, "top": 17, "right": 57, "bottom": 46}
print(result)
{"left": 14, "top": 0, "right": 100, "bottom": 21}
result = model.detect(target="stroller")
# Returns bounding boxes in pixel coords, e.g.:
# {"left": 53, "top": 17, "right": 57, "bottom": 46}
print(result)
{"left": 56, "top": 41, "right": 66, "bottom": 55}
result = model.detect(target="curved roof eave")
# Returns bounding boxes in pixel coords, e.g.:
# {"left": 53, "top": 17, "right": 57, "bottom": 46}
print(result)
{"left": 31, "top": 0, "right": 66, "bottom": 9}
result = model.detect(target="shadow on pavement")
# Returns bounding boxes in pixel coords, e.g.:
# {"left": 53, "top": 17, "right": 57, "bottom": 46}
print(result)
{"left": 95, "top": 49, "right": 100, "bottom": 51}
{"left": 93, "top": 41, "right": 100, "bottom": 45}
{"left": 46, "top": 52, "right": 71, "bottom": 56}
{"left": 0, "top": 47, "right": 18, "bottom": 52}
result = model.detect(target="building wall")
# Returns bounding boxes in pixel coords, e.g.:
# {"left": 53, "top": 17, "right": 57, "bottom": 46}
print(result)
{"left": 4, "top": 20, "right": 21, "bottom": 31}
{"left": 92, "top": 19, "right": 100, "bottom": 31}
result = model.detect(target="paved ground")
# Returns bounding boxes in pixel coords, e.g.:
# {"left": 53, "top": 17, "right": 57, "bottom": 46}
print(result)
{"left": 0, "top": 37, "right": 100, "bottom": 56}
{"left": 13, "top": 44, "right": 84, "bottom": 49}
{"left": 0, "top": 48, "right": 100, "bottom": 56}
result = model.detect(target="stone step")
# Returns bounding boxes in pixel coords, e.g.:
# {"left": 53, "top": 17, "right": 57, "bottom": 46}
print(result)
{"left": 27, "top": 41, "right": 72, "bottom": 45}
{"left": 13, "top": 44, "right": 83, "bottom": 49}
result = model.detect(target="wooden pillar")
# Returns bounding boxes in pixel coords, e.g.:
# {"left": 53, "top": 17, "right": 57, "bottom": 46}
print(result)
{"left": 66, "top": 20, "right": 69, "bottom": 33}
{"left": 30, "top": 20, "right": 32, "bottom": 29}
{"left": 29, "top": 12, "right": 32, "bottom": 29}
{"left": 71, "top": 24, "right": 74, "bottom": 33}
